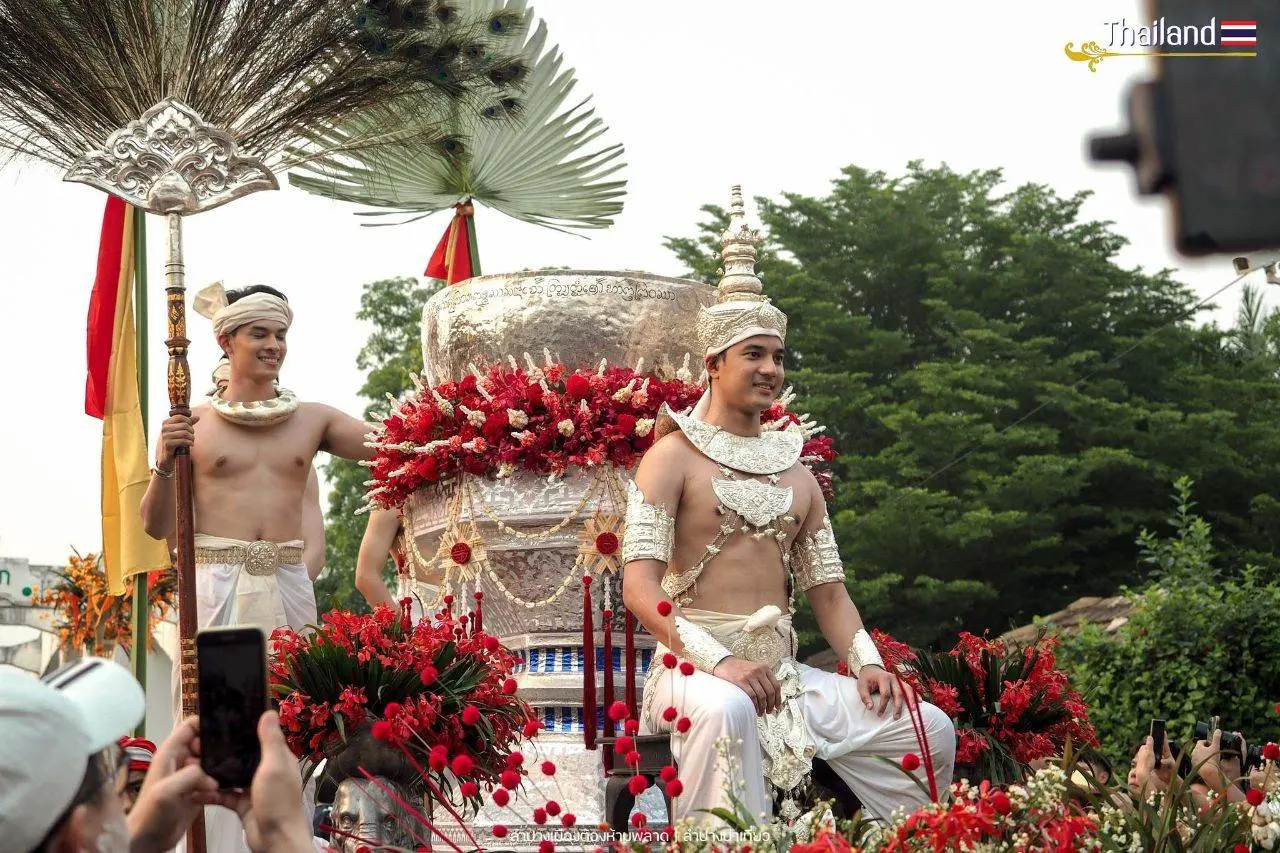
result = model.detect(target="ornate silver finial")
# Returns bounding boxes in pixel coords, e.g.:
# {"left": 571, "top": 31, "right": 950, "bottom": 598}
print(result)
{"left": 717, "top": 184, "right": 765, "bottom": 300}
{"left": 64, "top": 98, "right": 277, "bottom": 214}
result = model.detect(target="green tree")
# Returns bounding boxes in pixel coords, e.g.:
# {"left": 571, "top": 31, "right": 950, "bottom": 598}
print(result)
{"left": 313, "top": 276, "right": 441, "bottom": 613}
{"left": 665, "top": 162, "right": 1280, "bottom": 649}
{"left": 1057, "top": 479, "right": 1280, "bottom": 766}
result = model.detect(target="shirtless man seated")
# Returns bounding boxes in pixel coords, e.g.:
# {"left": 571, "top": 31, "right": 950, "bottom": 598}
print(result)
{"left": 622, "top": 191, "right": 955, "bottom": 830}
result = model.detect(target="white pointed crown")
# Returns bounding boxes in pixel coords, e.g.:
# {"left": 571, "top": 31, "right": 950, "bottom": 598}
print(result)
{"left": 695, "top": 185, "right": 787, "bottom": 357}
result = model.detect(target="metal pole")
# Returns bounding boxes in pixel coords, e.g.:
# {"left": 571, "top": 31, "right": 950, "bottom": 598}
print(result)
{"left": 130, "top": 204, "right": 149, "bottom": 733}
{"left": 165, "top": 212, "right": 205, "bottom": 853}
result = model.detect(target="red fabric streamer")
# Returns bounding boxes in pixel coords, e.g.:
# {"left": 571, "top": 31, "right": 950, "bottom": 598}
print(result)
{"left": 582, "top": 576, "right": 596, "bottom": 750}
{"left": 424, "top": 201, "right": 475, "bottom": 284}
{"left": 624, "top": 610, "right": 637, "bottom": 718}
{"left": 84, "top": 196, "right": 128, "bottom": 418}
{"left": 602, "top": 608, "right": 615, "bottom": 770}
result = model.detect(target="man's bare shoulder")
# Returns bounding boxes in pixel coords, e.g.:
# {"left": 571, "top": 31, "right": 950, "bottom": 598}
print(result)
{"left": 638, "top": 430, "right": 698, "bottom": 467}
{"left": 192, "top": 402, "right": 212, "bottom": 417}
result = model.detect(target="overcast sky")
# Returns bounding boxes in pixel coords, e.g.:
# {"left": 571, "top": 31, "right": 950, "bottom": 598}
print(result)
{"left": 0, "top": 0, "right": 1262, "bottom": 565}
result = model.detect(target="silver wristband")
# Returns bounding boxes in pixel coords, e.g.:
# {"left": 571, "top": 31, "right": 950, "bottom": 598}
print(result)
{"left": 845, "top": 628, "right": 884, "bottom": 674}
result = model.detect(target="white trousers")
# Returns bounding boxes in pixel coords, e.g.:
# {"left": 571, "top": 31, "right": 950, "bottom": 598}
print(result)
{"left": 173, "top": 536, "right": 319, "bottom": 853}
{"left": 644, "top": 660, "right": 956, "bottom": 826}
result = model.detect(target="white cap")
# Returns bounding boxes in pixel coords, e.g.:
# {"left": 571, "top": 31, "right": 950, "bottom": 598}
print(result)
{"left": 0, "top": 658, "right": 146, "bottom": 852}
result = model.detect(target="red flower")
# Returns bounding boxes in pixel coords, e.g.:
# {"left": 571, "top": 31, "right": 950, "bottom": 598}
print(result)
{"left": 659, "top": 765, "right": 678, "bottom": 782}
{"left": 493, "top": 788, "right": 510, "bottom": 806}
{"left": 539, "top": 840, "right": 555, "bottom": 853}
{"left": 1264, "top": 742, "right": 1280, "bottom": 761}
{"left": 626, "top": 750, "right": 641, "bottom": 766}
{"left": 523, "top": 720, "right": 541, "bottom": 738}
{"left": 901, "top": 753, "right": 920, "bottom": 772}
{"left": 666, "top": 779, "right": 684, "bottom": 797}
{"left": 506, "top": 751, "right": 524, "bottom": 769}
{"left": 533, "top": 807, "right": 547, "bottom": 825}
{"left": 461, "top": 705, "right": 481, "bottom": 725}
{"left": 607, "top": 701, "right": 629, "bottom": 721}
{"left": 371, "top": 721, "right": 394, "bottom": 742}
{"left": 625, "top": 718, "right": 640, "bottom": 735}
{"left": 676, "top": 717, "right": 691, "bottom": 733}
{"left": 615, "top": 735, "right": 634, "bottom": 754}
{"left": 492, "top": 825, "right": 507, "bottom": 838}
{"left": 502, "top": 678, "right": 518, "bottom": 695}
{"left": 541, "top": 760, "right": 557, "bottom": 776}
{"left": 678, "top": 661, "right": 695, "bottom": 676}
{"left": 628, "top": 775, "right": 649, "bottom": 795}
{"left": 990, "top": 790, "right": 1011, "bottom": 814}
{"left": 460, "top": 781, "right": 478, "bottom": 798}
{"left": 500, "top": 769, "right": 521, "bottom": 790}
{"left": 662, "top": 706, "right": 678, "bottom": 722}
{"left": 662, "top": 653, "right": 677, "bottom": 669}
{"left": 545, "top": 801, "right": 561, "bottom": 817}
{"left": 1247, "top": 788, "right": 1265, "bottom": 807}
{"left": 418, "top": 665, "right": 438, "bottom": 686}
{"left": 656, "top": 601, "right": 673, "bottom": 617}
{"left": 450, "top": 754, "right": 475, "bottom": 776}
{"left": 565, "top": 374, "right": 591, "bottom": 399}
{"left": 561, "top": 813, "right": 576, "bottom": 827}
{"left": 450, "top": 542, "right": 472, "bottom": 565}
{"left": 594, "top": 532, "right": 619, "bottom": 555}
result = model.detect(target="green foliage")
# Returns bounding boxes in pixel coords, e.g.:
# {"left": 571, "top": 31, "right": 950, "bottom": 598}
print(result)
{"left": 314, "top": 276, "right": 441, "bottom": 614}
{"left": 664, "top": 162, "right": 1280, "bottom": 650}
{"left": 1057, "top": 478, "right": 1280, "bottom": 767}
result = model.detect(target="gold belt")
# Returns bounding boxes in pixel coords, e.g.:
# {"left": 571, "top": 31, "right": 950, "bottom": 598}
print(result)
{"left": 194, "top": 541, "right": 302, "bottom": 576}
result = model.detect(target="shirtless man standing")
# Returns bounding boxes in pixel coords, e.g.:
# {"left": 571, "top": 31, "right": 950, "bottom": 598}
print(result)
{"left": 141, "top": 282, "right": 372, "bottom": 640}
{"left": 622, "top": 190, "right": 955, "bottom": 830}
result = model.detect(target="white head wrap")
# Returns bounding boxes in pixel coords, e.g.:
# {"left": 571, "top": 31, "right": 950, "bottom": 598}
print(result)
{"left": 194, "top": 281, "right": 293, "bottom": 339}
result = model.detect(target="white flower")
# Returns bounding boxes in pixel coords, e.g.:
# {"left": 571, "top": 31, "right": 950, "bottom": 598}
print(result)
{"left": 635, "top": 418, "right": 655, "bottom": 437}
{"left": 558, "top": 419, "right": 575, "bottom": 437}
{"left": 507, "top": 409, "right": 529, "bottom": 429}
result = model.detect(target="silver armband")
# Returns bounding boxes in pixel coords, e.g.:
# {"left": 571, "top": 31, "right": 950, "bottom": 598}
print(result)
{"left": 791, "top": 515, "right": 845, "bottom": 592}
{"left": 622, "top": 480, "right": 675, "bottom": 565}
{"left": 845, "top": 628, "right": 885, "bottom": 674}
{"left": 675, "top": 616, "right": 733, "bottom": 674}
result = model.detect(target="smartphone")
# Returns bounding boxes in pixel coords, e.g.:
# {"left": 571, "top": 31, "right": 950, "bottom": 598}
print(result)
{"left": 197, "top": 626, "right": 268, "bottom": 789}
{"left": 1150, "top": 718, "right": 1166, "bottom": 768}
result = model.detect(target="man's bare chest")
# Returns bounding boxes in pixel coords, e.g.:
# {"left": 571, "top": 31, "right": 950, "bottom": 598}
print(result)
{"left": 193, "top": 413, "right": 321, "bottom": 478}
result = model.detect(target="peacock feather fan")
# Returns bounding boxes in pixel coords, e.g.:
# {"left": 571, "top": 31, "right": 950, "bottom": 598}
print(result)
{"left": 0, "top": 0, "right": 536, "bottom": 170}
{"left": 288, "top": 0, "right": 625, "bottom": 235}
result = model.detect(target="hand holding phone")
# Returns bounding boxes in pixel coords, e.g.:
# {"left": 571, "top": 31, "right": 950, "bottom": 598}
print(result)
{"left": 197, "top": 626, "right": 268, "bottom": 790}
{"left": 1150, "top": 718, "right": 1166, "bottom": 769}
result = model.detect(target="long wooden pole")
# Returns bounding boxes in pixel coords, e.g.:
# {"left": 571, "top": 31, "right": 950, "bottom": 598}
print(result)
{"left": 165, "top": 212, "right": 205, "bottom": 853}
{"left": 130, "top": 205, "right": 149, "bottom": 732}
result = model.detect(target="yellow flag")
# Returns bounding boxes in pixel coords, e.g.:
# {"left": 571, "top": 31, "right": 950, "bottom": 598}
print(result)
{"left": 97, "top": 201, "right": 170, "bottom": 594}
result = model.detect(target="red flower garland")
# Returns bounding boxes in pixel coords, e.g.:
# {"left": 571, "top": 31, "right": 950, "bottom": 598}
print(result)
{"left": 367, "top": 362, "right": 837, "bottom": 509}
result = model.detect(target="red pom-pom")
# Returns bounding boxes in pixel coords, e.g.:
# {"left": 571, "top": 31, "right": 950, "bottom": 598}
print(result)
{"left": 493, "top": 788, "right": 510, "bottom": 807}
{"left": 628, "top": 775, "right": 649, "bottom": 796}
{"left": 582, "top": 574, "right": 592, "bottom": 586}
{"left": 428, "top": 753, "right": 447, "bottom": 772}
{"left": 450, "top": 542, "right": 472, "bottom": 565}
{"left": 991, "top": 791, "right": 1012, "bottom": 815}
{"left": 371, "top": 721, "right": 394, "bottom": 742}
{"left": 460, "top": 782, "right": 479, "bottom": 798}
{"left": 462, "top": 705, "right": 482, "bottom": 725}
{"left": 608, "top": 701, "right": 629, "bottom": 721}
{"left": 541, "top": 760, "right": 557, "bottom": 776}
{"left": 1275, "top": 701, "right": 1280, "bottom": 716}
{"left": 1234, "top": 846, "right": 1250, "bottom": 853}
{"left": 539, "top": 841, "right": 555, "bottom": 853}
{"left": 625, "top": 719, "right": 640, "bottom": 735}
{"left": 656, "top": 601, "right": 673, "bottom": 617}
{"left": 382, "top": 702, "right": 402, "bottom": 717}
{"left": 450, "top": 754, "right": 475, "bottom": 776}
{"left": 500, "top": 769, "right": 521, "bottom": 790}
{"left": 662, "top": 705, "right": 678, "bottom": 722}
{"left": 667, "top": 779, "right": 684, "bottom": 797}
{"left": 566, "top": 374, "right": 591, "bottom": 399}
{"left": 561, "top": 813, "right": 576, "bottom": 827}
{"left": 545, "top": 801, "right": 561, "bottom": 817}
{"left": 1247, "top": 788, "right": 1266, "bottom": 807}
{"left": 533, "top": 807, "right": 547, "bottom": 825}
{"left": 615, "top": 735, "right": 634, "bottom": 754}
{"left": 659, "top": 765, "right": 678, "bottom": 783}
{"left": 626, "top": 750, "right": 641, "bottom": 766}
{"left": 630, "top": 811, "right": 647, "bottom": 828}
{"left": 418, "top": 665, "right": 439, "bottom": 686}
{"left": 523, "top": 719, "right": 542, "bottom": 739}
{"left": 503, "top": 678, "right": 518, "bottom": 695}
{"left": 901, "top": 753, "right": 921, "bottom": 772}
{"left": 483, "top": 635, "right": 501, "bottom": 653}
{"left": 595, "top": 532, "right": 619, "bottom": 555}
{"left": 506, "top": 750, "right": 524, "bottom": 769}
{"left": 678, "top": 661, "right": 695, "bottom": 676}
{"left": 492, "top": 826, "right": 508, "bottom": 839}
{"left": 1264, "top": 742, "right": 1280, "bottom": 761}
{"left": 676, "top": 716, "right": 691, "bottom": 733}
{"left": 662, "top": 653, "right": 677, "bottom": 669}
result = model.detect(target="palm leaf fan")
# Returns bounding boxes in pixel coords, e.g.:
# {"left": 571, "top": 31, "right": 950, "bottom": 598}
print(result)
{"left": 0, "top": 0, "right": 536, "bottom": 169}
{"left": 288, "top": 0, "right": 626, "bottom": 241}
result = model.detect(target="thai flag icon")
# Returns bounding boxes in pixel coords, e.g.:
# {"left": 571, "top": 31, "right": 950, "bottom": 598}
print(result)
{"left": 1220, "top": 20, "right": 1257, "bottom": 46}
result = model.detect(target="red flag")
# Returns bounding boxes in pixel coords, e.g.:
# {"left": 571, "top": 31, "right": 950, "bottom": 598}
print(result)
{"left": 86, "top": 196, "right": 129, "bottom": 418}
{"left": 424, "top": 201, "right": 475, "bottom": 284}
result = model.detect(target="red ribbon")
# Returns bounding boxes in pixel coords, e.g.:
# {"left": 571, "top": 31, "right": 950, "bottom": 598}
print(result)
{"left": 424, "top": 201, "right": 475, "bottom": 284}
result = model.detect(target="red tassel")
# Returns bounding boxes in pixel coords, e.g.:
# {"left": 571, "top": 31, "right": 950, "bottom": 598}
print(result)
{"left": 424, "top": 201, "right": 475, "bottom": 284}
{"left": 625, "top": 609, "right": 637, "bottom": 718}
{"left": 602, "top": 608, "right": 615, "bottom": 771}
{"left": 582, "top": 576, "right": 596, "bottom": 750}
{"left": 474, "top": 590, "right": 483, "bottom": 634}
